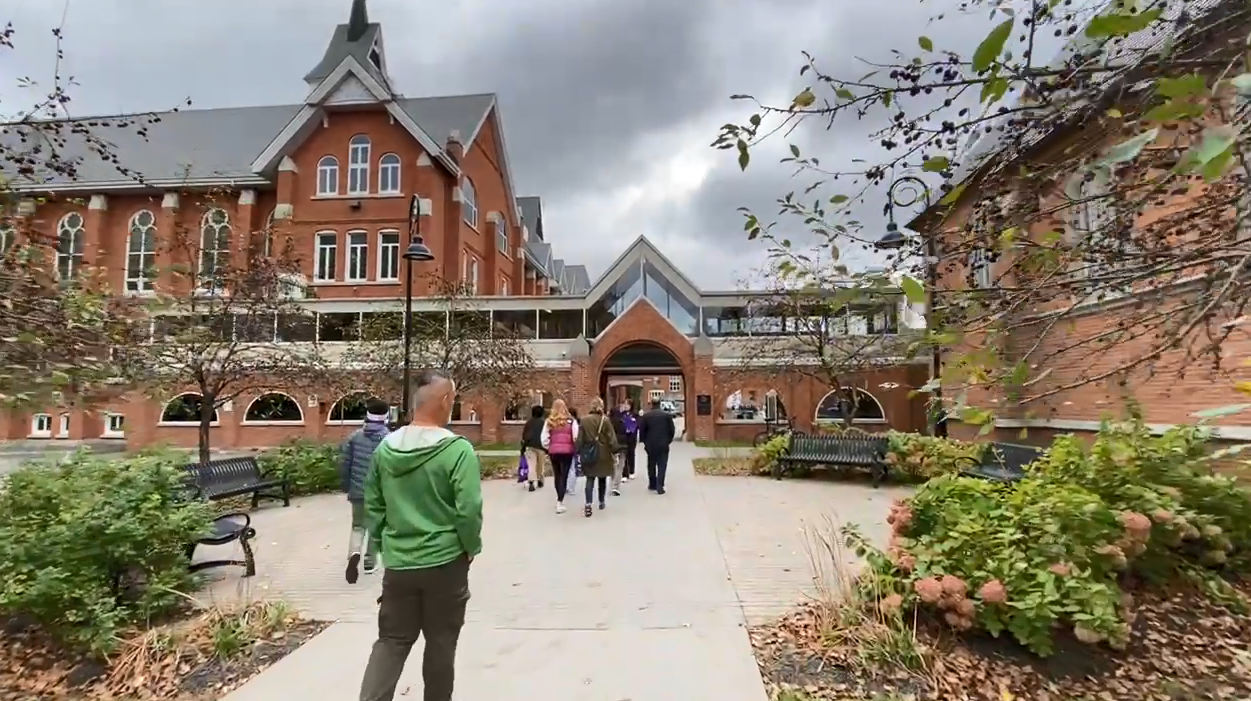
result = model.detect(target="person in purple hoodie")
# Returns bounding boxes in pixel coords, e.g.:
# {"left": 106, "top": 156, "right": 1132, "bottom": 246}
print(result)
{"left": 619, "top": 400, "right": 639, "bottom": 481}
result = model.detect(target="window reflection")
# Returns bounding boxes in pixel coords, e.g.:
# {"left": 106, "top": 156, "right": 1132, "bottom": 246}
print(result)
{"left": 586, "top": 259, "right": 643, "bottom": 336}
{"left": 538, "top": 309, "right": 583, "bottom": 339}
{"left": 493, "top": 309, "right": 538, "bottom": 339}
{"left": 702, "top": 306, "right": 748, "bottom": 336}
{"left": 641, "top": 259, "right": 699, "bottom": 335}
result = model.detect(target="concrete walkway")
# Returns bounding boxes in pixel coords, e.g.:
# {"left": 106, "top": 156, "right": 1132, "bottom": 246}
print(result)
{"left": 205, "top": 441, "right": 907, "bottom": 701}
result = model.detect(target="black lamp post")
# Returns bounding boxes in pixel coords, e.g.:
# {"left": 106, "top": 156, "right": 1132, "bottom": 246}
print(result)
{"left": 875, "top": 175, "right": 945, "bottom": 437}
{"left": 398, "top": 193, "right": 436, "bottom": 426}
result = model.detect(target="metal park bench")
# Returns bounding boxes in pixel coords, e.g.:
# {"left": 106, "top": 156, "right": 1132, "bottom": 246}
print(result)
{"left": 776, "top": 432, "right": 891, "bottom": 486}
{"left": 187, "top": 512, "right": 258, "bottom": 578}
{"left": 183, "top": 456, "right": 290, "bottom": 508}
{"left": 955, "top": 443, "right": 1045, "bottom": 483}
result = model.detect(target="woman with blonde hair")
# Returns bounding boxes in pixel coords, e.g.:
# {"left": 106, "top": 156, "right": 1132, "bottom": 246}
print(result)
{"left": 540, "top": 398, "right": 579, "bottom": 514}
{"left": 577, "top": 398, "right": 619, "bottom": 517}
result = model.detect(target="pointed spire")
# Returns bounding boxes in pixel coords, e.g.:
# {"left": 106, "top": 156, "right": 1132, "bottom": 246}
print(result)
{"left": 346, "top": 0, "right": 369, "bottom": 42}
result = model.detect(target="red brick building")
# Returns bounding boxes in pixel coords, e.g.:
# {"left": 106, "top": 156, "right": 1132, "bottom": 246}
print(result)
{"left": 0, "top": 2, "right": 929, "bottom": 450}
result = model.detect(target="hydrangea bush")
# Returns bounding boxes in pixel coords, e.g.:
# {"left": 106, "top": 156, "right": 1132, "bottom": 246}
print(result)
{"left": 884, "top": 431, "right": 985, "bottom": 482}
{"left": 851, "top": 419, "right": 1251, "bottom": 657}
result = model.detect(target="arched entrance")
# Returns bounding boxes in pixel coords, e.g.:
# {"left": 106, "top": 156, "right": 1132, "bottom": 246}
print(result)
{"left": 597, "top": 341, "right": 685, "bottom": 414}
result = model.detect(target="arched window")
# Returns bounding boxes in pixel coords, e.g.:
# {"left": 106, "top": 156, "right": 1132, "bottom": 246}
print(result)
{"left": 814, "top": 387, "right": 886, "bottom": 424}
{"left": 327, "top": 391, "right": 373, "bottom": 424}
{"left": 317, "top": 155, "right": 339, "bottom": 196}
{"left": 160, "top": 393, "right": 220, "bottom": 424}
{"left": 720, "top": 388, "right": 787, "bottom": 423}
{"left": 199, "top": 208, "right": 231, "bottom": 287}
{"left": 450, "top": 396, "right": 479, "bottom": 423}
{"left": 243, "top": 392, "right": 304, "bottom": 424}
{"left": 56, "top": 212, "right": 85, "bottom": 280}
{"left": 125, "top": 210, "right": 157, "bottom": 293}
{"left": 348, "top": 135, "right": 370, "bottom": 195}
{"left": 0, "top": 221, "right": 14, "bottom": 253}
{"left": 378, "top": 153, "right": 401, "bottom": 194}
{"left": 504, "top": 395, "right": 533, "bottom": 422}
{"left": 461, "top": 177, "right": 478, "bottom": 228}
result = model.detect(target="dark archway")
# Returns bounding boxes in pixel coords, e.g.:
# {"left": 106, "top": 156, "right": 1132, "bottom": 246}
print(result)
{"left": 597, "top": 341, "right": 686, "bottom": 414}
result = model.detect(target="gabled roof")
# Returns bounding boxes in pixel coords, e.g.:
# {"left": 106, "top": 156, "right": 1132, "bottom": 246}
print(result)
{"left": 524, "top": 239, "right": 552, "bottom": 275}
{"left": 518, "top": 196, "right": 543, "bottom": 241}
{"left": 304, "top": 22, "right": 388, "bottom": 88}
{"left": 0, "top": 93, "right": 495, "bottom": 191}
{"left": 564, "top": 265, "right": 591, "bottom": 294}
{"left": 550, "top": 258, "right": 567, "bottom": 288}
{"left": 583, "top": 236, "right": 702, "bottom": 306}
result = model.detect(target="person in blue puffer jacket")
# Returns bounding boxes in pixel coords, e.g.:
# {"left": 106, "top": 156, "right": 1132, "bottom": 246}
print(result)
{"left": 340, "top": 397, "right": 392, "bottom": 584}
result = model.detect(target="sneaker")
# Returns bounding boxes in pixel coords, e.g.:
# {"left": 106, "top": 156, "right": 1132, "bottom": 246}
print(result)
{"left": 657, "top": 487, "right": 667, "bottom": 495}
{"left": 556, "top": 502, "right": 567, "bottom": 514}
{"left": 528, "top": 482, "right": 536, "bottom": 492}
{"left": 362, "top": 559, "right": 378, "bottom": 575}
{"left": 648, "top": 484, "right": 657, "bottom": 491}
{"left": 599, "top": 501, "right": 606, "bottom": 510}
{"left": 538, "top": 480, "right": 544, "bottom": 488}
{"left": 583, "top": 504, "right": 593, "bottom": 517}
{"left": 611, "top": 488, "right": 622, "bottom": 497}
{"left": 345, "top": 552, "right": 361, "bottom": 584}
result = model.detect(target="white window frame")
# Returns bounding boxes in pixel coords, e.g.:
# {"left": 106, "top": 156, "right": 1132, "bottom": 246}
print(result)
{"left": 378, "top": 153, "right": 401, "bottom": 194}
{"left": 648, "top": 389, "right": 664, "bottom": 403}
{"left": 0, "top": 222, "right": 14, "bottom": 252}
{"left": 461, "top": 178, "right": 478, "bottom": 228}
{"left": 199, "top": 208, "right": 231, "bottom": 291}
{"left": 464, "top": 253, "right": 479, "bottom": 294}
{"left": 668, "top": 376, "right": 682, "bottom": 393}
{"left": 969, "top": 248, "right": 992, "bottom": 289}
{"left": 125, "top": 209, "right": 158, "bottom": 293}
{"left": 346, "top": 230, "right": 368, "bottom": 282}
{"left": 495, "top": 217, "right": 509, "bottom": 255}
{"left": 314, "top": 231, "right": 338, "bottom": 282}
{"left": 378, "top": 230, "right": 400, "bottom": 281}
{"left": 316, "top": 155, "right": 339, "bottom": 196}
{"left": 57, "top": 413, "right": 70, "bottom": 438}
{"left": 56, "top": 212, "right": 84, "bottom": 281}
{"left": 30, "top": 413, "right": 52, "bottom": 438}
{"left": 104, "top": 413, "right": 125, "bottom": 438}
{"left": 499, "top": 276, "right": 509, "bottom": 296}
{"left": 348, "top": 135, "right": 370, "bottom": 195}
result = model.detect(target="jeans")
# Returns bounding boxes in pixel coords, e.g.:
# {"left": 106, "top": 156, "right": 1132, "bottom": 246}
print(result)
{"left": 584, "top": 475, "right": 608, "bottom": 504}
{"left": 549, "top": 453, "right": 574, "bottom": 501}
{"left": 358, "top": 556, "right": 471, "bottom": 701}
{"left": 349, "top": 500, "right": 376, "bottom": 569}
{"left": 623, "top": 435, "right": 637, "bottom": 476}
{"left": 646, "top": 446, "right": 670, "bottom": 490}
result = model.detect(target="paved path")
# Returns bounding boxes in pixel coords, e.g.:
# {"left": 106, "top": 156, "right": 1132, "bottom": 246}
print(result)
{"left": 204, "top": 441, "right": 908, "bottom": 701}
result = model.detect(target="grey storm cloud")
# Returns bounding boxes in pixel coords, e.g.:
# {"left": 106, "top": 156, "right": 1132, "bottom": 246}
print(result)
{"left": 1, "top": 0, "right": 1015, "bottom": 289}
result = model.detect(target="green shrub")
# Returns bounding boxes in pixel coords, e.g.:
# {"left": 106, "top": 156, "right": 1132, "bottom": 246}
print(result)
{"left": 257, "top": 438, "right": 340, "bottom": 496}
{"left": 884, "top": 431, "right": 985, "bottom": 482}
{"left": 0, "top": 450, "right": 213, "bottom": 655}
{"left": 750, "top": 433, "right": 790, "bottom": 473}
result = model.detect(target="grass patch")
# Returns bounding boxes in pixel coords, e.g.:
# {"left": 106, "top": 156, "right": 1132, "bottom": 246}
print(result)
{"left": 473, "top": 442, "right": 517, "bottom": 452}
{"left": 478, "top": 454, "right": 519, "bottom": 480}
{"left": 692, "top": 456, "right": 762, "bottom": 476}
{"left": 694, "top": 439, "right": 753, "bottom": 448}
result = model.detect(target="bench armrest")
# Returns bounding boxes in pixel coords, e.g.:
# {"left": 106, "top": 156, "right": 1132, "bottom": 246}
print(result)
{"left": 953, "top": 455, "right": 981, "bottom": 468}
{"left": 212, "top": 511, "right": 252, "bottom": 530}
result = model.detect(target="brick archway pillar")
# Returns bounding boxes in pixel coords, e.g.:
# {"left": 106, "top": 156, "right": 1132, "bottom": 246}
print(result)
{"left": 691, "top": 335, "right": 715, "bottom": 442}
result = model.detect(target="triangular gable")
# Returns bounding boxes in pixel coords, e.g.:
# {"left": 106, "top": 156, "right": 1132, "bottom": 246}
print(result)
{"left": 465, "top": 97, "right": 521, "bottom": 237}
{"left": 583, "top": 236, "right": 704, "bottom": 308}
{"left": 250, "top": 56, "right": 457, "bottom": 175}
{"left": 321, "top": 74, "right": 375, "bottom": 106}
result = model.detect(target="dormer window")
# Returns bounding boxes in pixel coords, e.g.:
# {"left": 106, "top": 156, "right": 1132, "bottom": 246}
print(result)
{"left": 369, "top": 44, "right": 383, "bottom": 71}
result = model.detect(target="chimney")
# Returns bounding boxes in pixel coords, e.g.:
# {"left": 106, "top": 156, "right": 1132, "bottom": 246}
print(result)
{"left": 445, "top": 130, "right": 464, "bottom": 164}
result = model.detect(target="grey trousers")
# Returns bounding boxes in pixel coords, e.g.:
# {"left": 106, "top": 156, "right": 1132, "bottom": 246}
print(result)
{"left": 358, "top": 556, "right": 471, "bottom": 701}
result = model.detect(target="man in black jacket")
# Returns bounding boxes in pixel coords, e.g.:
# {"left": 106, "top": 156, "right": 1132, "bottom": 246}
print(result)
{"left": 637, "top": 400, "right": 677, "bottom": 494}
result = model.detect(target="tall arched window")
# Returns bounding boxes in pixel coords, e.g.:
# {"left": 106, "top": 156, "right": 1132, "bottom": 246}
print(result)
{"left": 814, "top": 387, "right": 886, "bottom": 424}
{"left": 317, "top": 155, "right": 339, "bottom": 196}
{"left": 348, "top": 135, "right": 370, "bottom": 195}
{"left": 160, "top": 393, "right": 220, "bottom": 424}
{"left": 125, "top": 210, "right": 157, "bottom": 292}
{"left": 200, "top": 208, "right": 231, "bottom": 288}
{"left": 56, "top": 212, "right": 85, "bottom": 280}
{"left": 378, "top": 153, "right": 401, "bottom": 194}
{"left": 243, "top": 392, "right": 305, "bottom": 424}
{"left": 327, "top": 391, "right": 373, "bottom": 424}
{"left": 461, "top": 177, "right": 478, "bottom": 227}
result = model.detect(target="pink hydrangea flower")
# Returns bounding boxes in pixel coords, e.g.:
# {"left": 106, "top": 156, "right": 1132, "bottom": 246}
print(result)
{"left": 978, "top": 579, "right": 1007, "bottom": 604}
{"left": 955, "top": 598, "right": 976, "bottom": 617}
{"left": 878, "top": 593, "right": 903, "bottom": 617}
{"left": 1119, "top": 511, "right": 1151, "bottom": 534}
{"left": 943, "top": 612, "right": 973, "bottom": 631}
{"left": 896, "top": 553, "right": 916, "bottom": 572}
{"left": 1074, "top": 626, "right": 1103, "bottom": 644}
{"left": 1150, "top": 508, "right": 1175, "bottom": 524}
{"left": 1202, "top": 524, "right": 1223, "bottom": 538}
{"left": 1048, "top": 562, "right": 1072, "bottom": 577}
{"left": 940, "top": 574, "right": 968, "bottom": 597}
{"left": 1095, "top": 544, "right": 1128, "bottom": 570}
{"left": 914, "top": 577, "right": 943, "bottom": 604}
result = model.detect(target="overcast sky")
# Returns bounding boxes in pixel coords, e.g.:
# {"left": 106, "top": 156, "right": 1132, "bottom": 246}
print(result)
{"left": 1, "top": 0, "right": 1015, "bottom": 290}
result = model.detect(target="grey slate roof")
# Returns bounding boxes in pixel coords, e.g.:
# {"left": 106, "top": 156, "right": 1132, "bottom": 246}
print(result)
{"left": 518, "top": 196, "right": 543, "bottom": 241}
{"left": 0, "top": 94, "right": 494, "bottom": 187}
{"left": 304, "top": 22, "right": 388, "bottom": 89}
{"left": 550, "top": 258, "right": 567, "bottom": 288}
{"left": 525, "top": 239, "right": 552, "bottom": 273}
{"left": 564, "top": 264, "right": 591, "bottom": 294}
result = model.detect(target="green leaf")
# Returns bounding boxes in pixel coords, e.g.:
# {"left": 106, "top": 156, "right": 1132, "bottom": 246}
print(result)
{"left": 979, "top": 75, "right": 1010, "bottom": 104}
{"left": 789, "top": 144, "right": 800, "bottom": 158}
{"left": 972, "top": 20, "right": 1014, "bottom": 73}
{"left": 922, "top": 155, "right": 950, "bottom": 172}
{"left": 736, "top": 140, "right": 750, "bottom": 171}
{"left": 939, "top": 182, "right": 966, "bottom": 205}
{"left": 899, "top": 275, "right": 925, "bottom": 304}
{"left": 1097, "top": 127, "right": 1158, "bottom": 165}
{"left": 793, "top": 89, "right": 816, "bottom": 108}
{"left": 918, "top": 36, "right": 933, "bottom": 51}
{"left": 1157, "top": 73, "right": 1207, "bottom": 99}
{"left": 1191, "top": 403, "right": 1251, "bottom": 420}
{"left": 1200, "top": 142, "right": 1236, "bottom": 182}
{"left": 1231, "top": 72, "right": 1251, "bottom": 96}
{"left": 1085, "top": 7, "right": 1163, "bottom": 38}
{"left": 1143, "top": 98, "right": 1206, "bottom": 123}
{"left": 835, "top": 88, "right": 855, "bottom": 101}
{"left": 830, "top": 194, "right": 849, "bottom": 204}
{"left": 1182, "top": 125, "right": 1239, "bottom": 177}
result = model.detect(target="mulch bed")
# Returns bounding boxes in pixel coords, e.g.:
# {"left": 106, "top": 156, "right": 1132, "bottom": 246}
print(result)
{"left": 0, "top": 611, "right": 329, "bottom": 701}
{"left": 752, "top": 583, "right": 1251, "bottom": 700}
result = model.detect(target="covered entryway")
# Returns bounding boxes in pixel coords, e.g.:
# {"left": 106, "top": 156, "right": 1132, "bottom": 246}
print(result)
{"left": 598, "top": 342, "right": 686, "bottom": 417}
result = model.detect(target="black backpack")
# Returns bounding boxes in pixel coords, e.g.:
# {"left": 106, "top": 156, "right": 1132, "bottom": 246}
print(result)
{"left": 578, "top": 415, "right": 609, "bottom": 466}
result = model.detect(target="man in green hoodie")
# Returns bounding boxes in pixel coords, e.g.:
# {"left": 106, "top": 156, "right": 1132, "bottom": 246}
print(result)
{"left": 358, "top": 369, "right": 483, "bottom": 701}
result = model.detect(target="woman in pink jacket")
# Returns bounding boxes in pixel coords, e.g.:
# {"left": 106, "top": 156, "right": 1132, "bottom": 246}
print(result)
{"left": 540, "top": 399, "right": 580, "bottom": 514}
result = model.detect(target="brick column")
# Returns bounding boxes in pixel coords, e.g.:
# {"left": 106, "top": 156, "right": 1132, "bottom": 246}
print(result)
{"left": 483, "top": 212, "right": 501, "bottom": 295}
{"left": 691, "top": 335, "right": 716, "bottom": 442}
{"left": 275, "top": 157, "right": 298, "bottom": 218}
{"left": 157, "top": 192, "right": 180, "bottom": 292}
{"left": 567, "top": 337, "right": 592, "bottom": 409}
{"left": 237, "top": 189, "right": 258, "bottom": 254}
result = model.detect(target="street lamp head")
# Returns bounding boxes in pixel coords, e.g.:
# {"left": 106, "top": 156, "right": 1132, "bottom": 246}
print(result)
{"left": 404, "top": 236, "right": 436, "bottom": 262}
{"left": 876, "top": 221, "right": 907, "bottom": 250}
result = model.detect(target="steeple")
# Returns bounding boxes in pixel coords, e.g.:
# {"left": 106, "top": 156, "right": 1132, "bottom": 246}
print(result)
{"left": 304, "top": 0, "right": 392, "bottom": 93}
{"left": 346, "top": 0, "right": 369, "bottom": 42}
